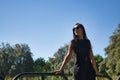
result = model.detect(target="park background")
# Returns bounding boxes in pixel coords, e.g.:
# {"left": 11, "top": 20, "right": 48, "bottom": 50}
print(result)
{"left": 0, "top": 0, "right": 120, "bottom": 80}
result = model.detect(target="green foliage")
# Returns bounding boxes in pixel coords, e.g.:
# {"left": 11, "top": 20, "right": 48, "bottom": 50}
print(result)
{"left": 33, "top": 57, "right": 51, "bottom": 72}
{"left": 94, "top": 54, "right": 103, "bottom": 70}
{"left": 0, "top": 43, "right": 34, "bottom": 78}
{"left": 99, "top": 58, "right": 108, "bottom": 75}
{"left": 94, "top": 54, "right": 103, "bottom": 64}
{"left": 99, "top": 24, "right": 120, "bottom": 79}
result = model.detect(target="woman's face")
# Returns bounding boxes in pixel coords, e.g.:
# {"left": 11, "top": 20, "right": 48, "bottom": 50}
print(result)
{"left": 73, "top": 25, "right": 83, "bottom": 36}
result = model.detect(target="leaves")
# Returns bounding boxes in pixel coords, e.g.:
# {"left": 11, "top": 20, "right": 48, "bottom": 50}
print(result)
{"left": 0, "top": 43, "right": 34, "bottom": 78}
{"left": 99, "top": 24, "right": 120, "bottom": 79}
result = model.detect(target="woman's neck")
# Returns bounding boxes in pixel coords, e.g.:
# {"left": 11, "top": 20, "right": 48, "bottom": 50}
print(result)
{"left": 78, "top": 35, "right": 84, "bottom": 40}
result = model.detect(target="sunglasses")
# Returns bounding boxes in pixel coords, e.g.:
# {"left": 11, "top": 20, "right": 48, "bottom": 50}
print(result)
{"left": 73, "top": 27, "right": 80, "bottom": 30}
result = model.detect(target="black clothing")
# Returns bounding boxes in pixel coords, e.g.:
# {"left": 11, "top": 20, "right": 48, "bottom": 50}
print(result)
{"left": 72, "top": 39, "right": 96, "bottom": 80}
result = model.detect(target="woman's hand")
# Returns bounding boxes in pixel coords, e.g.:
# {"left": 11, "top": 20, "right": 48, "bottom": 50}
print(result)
{"left": 97, "top": 77, "right": 103, "bottom": 80}
{"left": 54, "top": 69, "right": 62, "bottom": 74}
{"left": 96, "top": 72, "right": 103, "bottom": 80}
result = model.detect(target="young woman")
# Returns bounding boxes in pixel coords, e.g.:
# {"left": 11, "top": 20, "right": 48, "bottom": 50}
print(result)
{"left": 55, "top": 23, "right": 102, "bottom": 80}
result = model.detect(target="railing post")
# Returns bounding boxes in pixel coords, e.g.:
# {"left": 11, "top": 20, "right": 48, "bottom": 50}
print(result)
{"left": 0, "top": 75, "right": 4, "bottom": 80}
{"left": 41, "top": 76, "right": 45, "bottom": 80}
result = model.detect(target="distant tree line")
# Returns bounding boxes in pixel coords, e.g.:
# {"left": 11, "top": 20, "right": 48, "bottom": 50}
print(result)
{"left": 0, "top": 24, "right": 120, "bottom": 80}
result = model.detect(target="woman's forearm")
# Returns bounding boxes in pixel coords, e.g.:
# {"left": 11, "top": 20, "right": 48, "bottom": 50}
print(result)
{"left": 92, "top": 58, "right": 98, "bottom": 73}
{"left": 59, "top": 41, "right": 73, "bottom": 71}
{"left": 90, "top": 50, "right": 98, "bottom": 73}
{"left": 59, "top": 54, "right": 72, "bottom": 71}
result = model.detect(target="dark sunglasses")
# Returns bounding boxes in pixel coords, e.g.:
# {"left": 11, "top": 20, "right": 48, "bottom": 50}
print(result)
{"left": 73, "top": 27, "right": 80, "bottom": 30}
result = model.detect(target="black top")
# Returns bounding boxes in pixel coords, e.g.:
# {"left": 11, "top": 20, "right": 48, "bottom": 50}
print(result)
{"left": 73, "top": 39, "right": 91, "bottom": 65}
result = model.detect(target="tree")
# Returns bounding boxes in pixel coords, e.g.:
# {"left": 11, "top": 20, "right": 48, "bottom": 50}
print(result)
{"left": 0, "top": 43, "right": 34, "bottom": 78}
{"left": 94, "top": 54, "right": 103, "bottom": 70}
{"left": 99, "top": 24, "right": 120, "bottom": 79}
{"left": 0, "top": 43, "right": 15, "bottom": 78}
{"left": 34, "top": 57, "right": 51, "bottom": 72}
{"left": 12, "top": 44, "right": 34, "bottom": 75}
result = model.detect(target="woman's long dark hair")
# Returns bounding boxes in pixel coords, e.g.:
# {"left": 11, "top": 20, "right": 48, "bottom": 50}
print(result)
{"left": 70, "top": 23, "right": 92, "bottom": 51}
{"left": 72, "top": 23, "right": 88, "bottom": 40}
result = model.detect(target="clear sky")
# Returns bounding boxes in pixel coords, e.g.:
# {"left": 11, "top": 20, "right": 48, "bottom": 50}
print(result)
{"left": 0, "top": 0, "right": 120, "bottom": 60}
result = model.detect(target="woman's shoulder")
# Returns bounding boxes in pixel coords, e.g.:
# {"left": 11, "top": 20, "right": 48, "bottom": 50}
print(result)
{"left": 70, "top": 39, "right": 76, "bottom": 44}
{"left": 86, "top": 39, "right": 91, "bottom": 43}
{"left": 86, "top": 39, "right": 90, "bottom": 42}
{"left": 84, "top": 39, "right": 91, "bottom": 44}
{"left": 69, "top": 39, "right": 76, "bottom": 46}
{"left": 70, "top": 39, "right": 74, "bottom": 42}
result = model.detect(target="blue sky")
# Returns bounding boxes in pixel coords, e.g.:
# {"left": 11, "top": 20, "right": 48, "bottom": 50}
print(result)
{"left": 0, "top": 0, "right": 120, "bottom": 60}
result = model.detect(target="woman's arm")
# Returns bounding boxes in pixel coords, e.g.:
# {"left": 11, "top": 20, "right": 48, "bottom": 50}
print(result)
{"left": 55, "top": 42, "right": 74, "bottom": 73}
{"left": 89, "top": 49, "right": 99, "bottom": 74}
{"left": 59, "top": 47, "right": 74, "bottom": 71}
{"left": 89, "top": 41, "right": 103, "bottom": 80}
{"left": 88, "top": 40, "right": 98, "bottom": 74}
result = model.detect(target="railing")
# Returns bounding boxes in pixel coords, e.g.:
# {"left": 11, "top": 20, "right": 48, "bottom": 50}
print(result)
{"left": 12, "top": 72, "right": 68, "bottom": 80}
{"left": 12, "top": 72, "right": 113, "bottom": 80}
{"left": 0, "top": 75, "right": 4, "bottom": 80}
